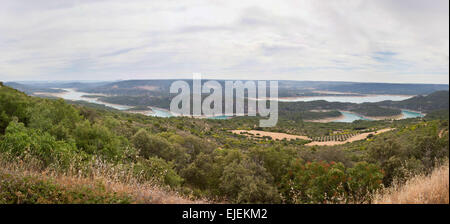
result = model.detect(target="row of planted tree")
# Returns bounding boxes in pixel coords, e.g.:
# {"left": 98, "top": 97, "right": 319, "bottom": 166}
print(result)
{"left": 311, "top": 133, "right": 358, "bottom": 142}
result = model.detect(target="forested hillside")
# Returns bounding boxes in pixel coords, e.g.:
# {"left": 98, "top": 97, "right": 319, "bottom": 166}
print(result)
{"left": 377, "top": 91, "right": 450, "bottom": 113}
{"left": 279, "top": 90, "right": 449, "bottom": 120}
{"left": 0, "top": 84, "right": 448, "bottom": 204}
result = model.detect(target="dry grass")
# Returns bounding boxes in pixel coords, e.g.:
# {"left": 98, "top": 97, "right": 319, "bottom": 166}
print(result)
{"left": 0, "top": 156, "right": 207, "bottom": 204}
{"left": 374, "top": 162, "right": 449, "bottom": 204}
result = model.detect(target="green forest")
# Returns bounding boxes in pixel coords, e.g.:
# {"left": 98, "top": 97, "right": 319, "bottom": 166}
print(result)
{"left": 0, "top": 83, "right": 448, "bottom": 204}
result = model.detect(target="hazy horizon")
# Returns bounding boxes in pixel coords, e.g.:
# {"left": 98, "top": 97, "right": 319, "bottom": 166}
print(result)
{"left": 5, "top": 79, "right": 450, "bottom": 86}
{"left": 1, "top": 0, "right": 449, "bottom": 84}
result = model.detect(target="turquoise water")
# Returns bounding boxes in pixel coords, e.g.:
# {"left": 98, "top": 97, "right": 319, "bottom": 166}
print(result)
{"left": 335, "top": 111, "right": 371, "bottom": 123}
{"left": 50, "top": 89, "right": 425, "bottom": 121}
{"left": 335, "top": 110, "right": 424, "bottom": 123}
{"left": 208, "top": 115, "right": 231, "bottom": 120}
{"left": 401, "top": 110, "right": 425, "bottom": 119}
{"left": 147, "top": 108, "right": 174, "bottom": 118}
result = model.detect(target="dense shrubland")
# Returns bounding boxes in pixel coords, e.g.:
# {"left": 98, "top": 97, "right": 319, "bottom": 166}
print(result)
{"left": 350, "top": 104, "right": 401, "bottom": 117}
{"left": 0, "top": 85, "right": 448, "bottom": 204}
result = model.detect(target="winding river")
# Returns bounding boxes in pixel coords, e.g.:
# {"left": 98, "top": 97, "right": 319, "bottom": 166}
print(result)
{"left": 45, "top": 88, "right": 174, "bottom": 117}
{"left": 41, "top": 88, "right": 424, "bottom": 121}
{"left": 52, "top": 88, "right": 133, "bottom": 110}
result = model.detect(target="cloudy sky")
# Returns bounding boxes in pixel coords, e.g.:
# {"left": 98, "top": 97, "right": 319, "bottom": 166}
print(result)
{"left": 0, "top": 0, "right": 448, "bottom": 83}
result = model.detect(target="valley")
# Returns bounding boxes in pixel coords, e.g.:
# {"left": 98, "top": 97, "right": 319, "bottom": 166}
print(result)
{"left": 1, "top": 0, "right": 449, "bottom": 207}
{"left": 0, "top": 81, "right": 448, "bottom": 204}
{"left": 18, "top": 80, "right": 435, "bottom": 122}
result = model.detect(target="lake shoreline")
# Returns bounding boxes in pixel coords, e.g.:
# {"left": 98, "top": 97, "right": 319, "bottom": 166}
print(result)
{"left": 32, "top": 89, "right": 426, "bottom": 120}
{"left": 359, "top": 113, "right": 405, "bottom": 121}
{"left": 33, "top": 88, "right": 133, "bottom": 111}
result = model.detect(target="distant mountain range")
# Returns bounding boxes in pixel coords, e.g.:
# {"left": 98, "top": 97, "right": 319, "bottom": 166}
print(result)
{"left": 4, "top": 82, "right": 65, "bottom": 94}
{"left": 6, "top": 80, "right": 448, "bottom": 97}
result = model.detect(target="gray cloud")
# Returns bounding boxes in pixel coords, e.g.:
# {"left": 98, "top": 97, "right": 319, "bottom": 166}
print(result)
{"left": 0, "top": 0, "right": 448, "bottom": 84}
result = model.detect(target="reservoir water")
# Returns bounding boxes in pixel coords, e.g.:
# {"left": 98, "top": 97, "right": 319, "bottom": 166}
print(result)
{"left": 50, "top": 88, "right": 175, "bottom": 117}
{"left": 401, "top": 110, "right": 425, "bottom": 119}
{"left": 208, "top": 115, "right": 231, "bottom": 120}
{"left": 55, "top": 88, "right": 133, "bottom": 110}
{"left": 335, "top": 111, "right": 370, "bottom": 123}
{"left": 336, "top": 110, "right": 424, "bottom": 123}
{"left": 146, "top": 108, "right": 174, "bottom": 118}
{"left": 47, "top": 89, "right": 424, "bottom": 121}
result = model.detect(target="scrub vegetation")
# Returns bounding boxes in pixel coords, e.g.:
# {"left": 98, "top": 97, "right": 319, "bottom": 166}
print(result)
{"left": 0, "top": 84, "right": 448, "bottom": 204}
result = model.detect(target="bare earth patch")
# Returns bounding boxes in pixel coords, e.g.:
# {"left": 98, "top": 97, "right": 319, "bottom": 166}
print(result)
{"left": 231, "top": 130, "right": 311, "bottom": 141}
{"left": 232, "top": 128, "right": 394, "bottom": 146}
{"left": 439, "top": 129, "right": 448, "bottom": 138}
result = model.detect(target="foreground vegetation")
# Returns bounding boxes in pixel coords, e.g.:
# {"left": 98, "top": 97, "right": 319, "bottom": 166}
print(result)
{"left": 375, "top": 162, "right": 449, "bottom": 204}
{"left": 0, "top": 166, "right": 134, "bottom": 204}
{"left": 0, "top": 154, "right": 202, "bottom": 204}
{"left": 0, "top": 84, "right": 448, "bottom": 204}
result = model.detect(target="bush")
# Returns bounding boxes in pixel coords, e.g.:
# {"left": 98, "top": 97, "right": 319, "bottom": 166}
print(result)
{"left": 219, "top": 159, "right": 280, "bottom": 203}
{"left": 0, "top": 88, "right": 30, "bottom": 133}
{"left": 0, "top": 120, "right": 77, "bottom": 169}
{"left": 131, "top": 129, "right": 173, "bottom": 159}
{"left": 281, "top": 160, "right": 384, "bottom": 204}
{"left": 134, "top": 157, "right": 184, "bottom": 187}
{"left": 74, "top": 120, "right": 131, "bottom": 161}
{"left": 180, "top": 152, "right": 221, "bottom": 192}
{"left": 28, "top": 99, "right": 82, "bottom": 140}
{"left": 281, "top": 160, "right": 347, "bottom": 204}
{"left": 346, "top": 162, "right": 384, "bottom": 203}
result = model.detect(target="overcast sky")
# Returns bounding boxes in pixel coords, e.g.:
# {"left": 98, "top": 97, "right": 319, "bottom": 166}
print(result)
{"left": 0, "top": 0, "right": 448, "bottom": 83}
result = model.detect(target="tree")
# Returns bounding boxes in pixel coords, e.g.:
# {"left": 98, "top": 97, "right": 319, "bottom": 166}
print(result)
{"left": 74, "top": 120, "right": 130, "bottom": 161}
{"left": 346, "top": 162, "right": 384, "bottom": 203}
{"left": 281, "top": 160, "right": 347, "bottom": 204}
{"left": 134, "top": 157, "right": 184, "bottom": 187}
{"left": 131, "top": 129, "right": 172, "bottom": 159}
{"left": 219, "top": 158, "right": 280, "bottom": 203}
{"left": 367, "top": 139, "right": 402, "bottom": 185}
{"left": 28, "top": 99, "right": 82, "bottom": 141}
{"left": 0, "top": 120, "right": 77, "bottom": 169}
{"left": 248, "top": 146, "right": 295, "bottom": 185}
{"left": 180, "top": 152, "right": 221, "bottom": 192}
